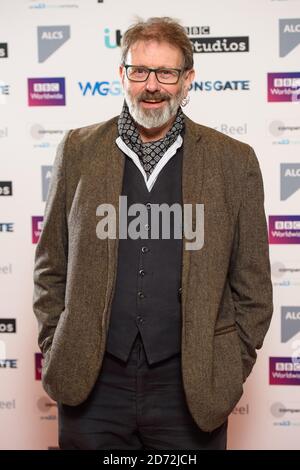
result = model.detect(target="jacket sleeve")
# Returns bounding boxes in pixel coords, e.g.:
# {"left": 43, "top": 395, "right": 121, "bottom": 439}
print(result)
{"left": 33, "top": 132, "right": 70, "bottom": 356}
{"left": 229, "top": 146, "right": 273, "bottom": 381}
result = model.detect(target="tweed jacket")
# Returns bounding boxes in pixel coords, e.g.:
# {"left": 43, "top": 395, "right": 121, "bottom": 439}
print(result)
{"left": 33, "top": 114, "right": 273, "bottom": 432}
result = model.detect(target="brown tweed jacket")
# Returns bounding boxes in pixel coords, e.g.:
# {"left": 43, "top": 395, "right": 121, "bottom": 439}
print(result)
{"left": 33, "top": 114, "right": 273, "bottom": 432}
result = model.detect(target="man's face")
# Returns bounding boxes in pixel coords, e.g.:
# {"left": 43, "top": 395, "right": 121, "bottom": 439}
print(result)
{"left": 120, "top": 40, "right": 195, "bottom": 129}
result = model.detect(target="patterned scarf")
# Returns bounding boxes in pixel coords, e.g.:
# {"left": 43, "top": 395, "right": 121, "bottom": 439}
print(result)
{"left": 118, "top": 101, "right": 184, "bottom": 179}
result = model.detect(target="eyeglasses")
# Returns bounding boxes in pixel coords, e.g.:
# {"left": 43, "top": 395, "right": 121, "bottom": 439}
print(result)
{"left": 124, "top": 65, "right": 184, "bottom": 84}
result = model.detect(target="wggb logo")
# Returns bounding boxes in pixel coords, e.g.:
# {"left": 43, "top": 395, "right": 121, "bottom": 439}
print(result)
{"left": 78, "top": 81, "right": 122, "bottom": 96}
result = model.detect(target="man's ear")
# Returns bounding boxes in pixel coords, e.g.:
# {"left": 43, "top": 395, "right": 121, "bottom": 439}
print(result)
{"left": 119, "top": 64, "right": 125, "bottom": 84}
{"left": 183, "top": 68, "right": 195, "bottom": 97}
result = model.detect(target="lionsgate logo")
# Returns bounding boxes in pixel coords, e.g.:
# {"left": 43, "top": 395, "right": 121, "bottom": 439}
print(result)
{"left": 184, "top": 25, "right": 249, "bottom": 53}
{"left": 96, "top": 197, "right": 204, "bottom": 251}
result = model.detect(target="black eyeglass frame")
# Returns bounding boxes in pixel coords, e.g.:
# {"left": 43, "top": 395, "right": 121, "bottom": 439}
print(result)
{"left": 123, "top": 64, "right": 186, "bottom": 84}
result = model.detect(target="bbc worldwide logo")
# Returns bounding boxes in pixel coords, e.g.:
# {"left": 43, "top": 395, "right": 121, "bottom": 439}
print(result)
{"left": 28, "top": 78, "right": 66, "bottom": 106}
{"left": 32, "top": 216, "right": 43, "bottom": 244}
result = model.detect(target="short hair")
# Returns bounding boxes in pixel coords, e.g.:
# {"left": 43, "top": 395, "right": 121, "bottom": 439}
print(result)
{"left": 121, "top": 17, "right": 194, "bottom": 70}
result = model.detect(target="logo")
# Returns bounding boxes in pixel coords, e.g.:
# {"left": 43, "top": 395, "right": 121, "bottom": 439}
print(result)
{"left": 272, "top": 260, "right": 300, "bottom": 287}
{"left": 37, "top": 396, "right": 57, "bottom": 421}
{"left": 0, "top": 82, "right": 10, "bottom": 104}
{"left": 0, "top": 127, "right": 8, "bottom": 138}
{"left": 41, "top": 166, "right": 52, "bottom": 201}
{"left": 231, "top": 404, "right": 249, "bottom": 415}
{"left": 0, "top": 182, "right": 12, "bottom": 196}
{"left": 37, "top": 26, "right": 70, "bottom": 62}
{"left": 0, "top": 400, "right": 16, "bottom": 410}
{"left": 0, "top": 319, "right": 16, "bottom": 334}
{"left": 268, "top": 119, "right": 300, "bottom": 145}
{"left": 189, "top": 80, "right": 250, "bottom": 92}
{"left": 104, "top": 28, "right": 122, "bottom": 48}
{"left": 279, "top": 19, "right": 300, "bottom": 57}
{"left": 270, "top": 357, "right": 300, "bottom": 385}
{"left": 213, "top": 123, "right": 248, "bottom": 136}
{"left": 28, "top": 78, "right": 66, "bottom": 106}
{"left": 0, "top": 43, "right": 8, "bottom": 58}
{"left": 269, "top": 216, "right": 300, "bottom": 244}
{"left": 78, "top": 81, "right": 122, "bottom": 96}
{"left": 281, "top": 307, "right": 300, "bottom": 342}
{"left": 35, "top": 353, "right": 43, "bottom": 380}
{"left": 28, "top": 0, "right": 79, "bottom": 9}
{"left": 32, "top": 216, "right": 43, "bottom": 244}
{"left": 184, "top": 25, "right": 249, "bottom": 53}
{"left": 0, "top": 223, "right": 14, "bottom": 233}
{"left": 190, "top": 36, "right": 249, "bottom": 53}
{"left": 280, "top": 164, "right": 300, "bottom": 200}
{"left": 0, "top": 264, "right": 12, "bottom": 275}
{"left": 30, "top": 124, "right": 66, "bottom": 149}
{"left": 268, "top": 72, "right": 300, "bottom": 102}
{"left": 0, "top": 359, "right": 17, "bottom": 369}
{"left": 271, "top": 401, "right": 300, "bottom": 426}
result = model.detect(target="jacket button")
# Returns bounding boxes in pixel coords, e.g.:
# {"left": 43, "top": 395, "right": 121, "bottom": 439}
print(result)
{"left": 139, "top": 269, "right": 145, "bottom": 277}
{"left": 141, "top": 246, "right": 149, "bottom": 254}
{"left": 146, "top": 202, "right": 151, "bottom": 210}
{"left": 138, "top": 291, "right": 145, "bottom": 299}
{"left": 178, "top": 287, "right": 182, "bottom": 301}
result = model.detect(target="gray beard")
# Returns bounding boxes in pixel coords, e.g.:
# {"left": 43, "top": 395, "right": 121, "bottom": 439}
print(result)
{"left": 124, "top": 87, "right": 184, "bottom": 129}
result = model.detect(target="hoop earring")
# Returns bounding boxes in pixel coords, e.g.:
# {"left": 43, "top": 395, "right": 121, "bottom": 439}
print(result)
{"left": 181, "top": 95, "right": 190, "bottom": 107}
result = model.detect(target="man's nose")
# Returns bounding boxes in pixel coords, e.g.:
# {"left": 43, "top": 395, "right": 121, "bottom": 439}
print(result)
{"left": 145, "top": 71, "right": 161, "bottom": 92}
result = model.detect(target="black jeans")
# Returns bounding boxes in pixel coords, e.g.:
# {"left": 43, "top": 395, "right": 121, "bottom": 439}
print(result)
{"left": 58, "top": 334, "right": 227, "bottom": 450}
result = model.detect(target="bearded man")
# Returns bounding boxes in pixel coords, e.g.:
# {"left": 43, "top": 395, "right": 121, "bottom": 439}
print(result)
{"left": 33, "top": 17, "right": 273, "bottom": 450}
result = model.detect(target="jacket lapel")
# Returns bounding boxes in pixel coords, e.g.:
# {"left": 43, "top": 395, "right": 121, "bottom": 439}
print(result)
{"left": 181, "top": 116, "right": 205, "bottom": 319}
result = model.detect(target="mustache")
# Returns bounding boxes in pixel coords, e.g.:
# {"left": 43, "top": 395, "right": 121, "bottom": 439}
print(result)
{"left": 137, "top": 91, "right": 171, "bottom": 102}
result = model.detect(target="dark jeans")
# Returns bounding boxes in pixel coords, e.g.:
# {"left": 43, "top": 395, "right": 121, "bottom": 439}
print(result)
{"left": 58, "top": 334, "right": 227, "bottom": 450}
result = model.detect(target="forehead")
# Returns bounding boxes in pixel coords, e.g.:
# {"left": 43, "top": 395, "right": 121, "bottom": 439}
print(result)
{"left": 127, "top": 40, "right": 183, "bottom": 68}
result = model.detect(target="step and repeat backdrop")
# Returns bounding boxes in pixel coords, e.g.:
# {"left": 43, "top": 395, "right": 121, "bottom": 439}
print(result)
{"left": 0, "top": 0, "right": 300, "bottom": 450}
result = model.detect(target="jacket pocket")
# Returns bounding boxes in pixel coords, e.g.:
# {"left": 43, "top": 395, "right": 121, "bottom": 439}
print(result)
{"left": 214, "top": 323, "right": 237, "bottom": 337}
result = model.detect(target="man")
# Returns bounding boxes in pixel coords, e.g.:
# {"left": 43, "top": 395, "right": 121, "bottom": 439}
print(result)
{"left": 33, "top": 17, "right": 273, "bottom": 450}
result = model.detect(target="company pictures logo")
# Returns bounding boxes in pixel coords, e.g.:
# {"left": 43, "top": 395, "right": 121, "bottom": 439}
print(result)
{"left": 28, "top": 78, "right": 66, "bottom": 106}
{"left": 269, "top": 216, "right": 300, "bottom": 244}
{"left": 279, "top": 19, "right": 300, "bottom": 57}
{"left": 269, "top": 119, "right": 300, "bottom": 145}
{"left": 281, "top": 306, "right": 300, "bottom": 342}
{"left": 270, "top": 357, "right": 300, "bottom": 385}
{"left": 268, "top": 72, "right": 300, "bottom": 102}
{"left": 280, "top": 163, "right": 300, "bottom": 200}
{"left": 32, "top": 216, "right": 43, "bottom": 244}
{"left": 37, "top": 25, "right": 70, "bottom": 62}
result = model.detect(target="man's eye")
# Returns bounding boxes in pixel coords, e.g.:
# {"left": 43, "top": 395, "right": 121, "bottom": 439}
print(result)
{"left": 133, "top": 68, "right": 147, "bottom": 75}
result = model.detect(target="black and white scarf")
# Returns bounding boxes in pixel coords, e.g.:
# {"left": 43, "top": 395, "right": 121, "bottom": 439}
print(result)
{"left": 118, "top": 101, "right": 184, "bottom": 179}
